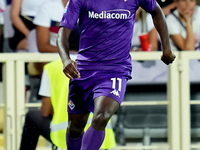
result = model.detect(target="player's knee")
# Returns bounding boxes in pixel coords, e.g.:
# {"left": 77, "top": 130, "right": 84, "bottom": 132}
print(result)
{"left": 68, "top": 122, "right": 84, "bottom": 137}
{"left": 92, "top": 112, "right": 111, "bottom": 129}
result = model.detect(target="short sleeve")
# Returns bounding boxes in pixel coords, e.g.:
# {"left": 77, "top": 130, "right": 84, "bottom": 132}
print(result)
{"left": 166, "top": 14, "right": 180, "bottom": 35}
{"left": 146, "top": 13, "right": 154, "bottom": 32}
{"left": 0, "top": 0, "right": 6, "bottom": 25}
{"left": 139, "top": 0, "right": 156, "bottom": 13}
{"left": 33, "top": 2, "right": 51, "bottom": 28}
{"left": 59, "top": 0, "right": 81, "bottom": 30}
{"left": 39, "top": 70, "right": 51, "bottom": 97}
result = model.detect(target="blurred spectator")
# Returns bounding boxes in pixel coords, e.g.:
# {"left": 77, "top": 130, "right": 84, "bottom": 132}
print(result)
{"left": 27, "top": 0, "right": 80, "bottom": 103}
{"left": 2, "top": 0, "right": 14, "bottom": 53}
{"left": 33, "top": 0, "right": 67, "bottom": 53}
{"left": 29, "top": 0, "right": 79, "bottom": 73}
{"left": 166, "top": 0, "right": 200, "bottom": 51}
{"left": 8, "top": 0, "right": 47, "bottom": 103}
{"left": 20, "top": 59, "right": 70, "bottom": 150}
{"left": 0, "top": 0, "right": 6, "bottom": 82}
{"left": 9, "top": 0, "right": 46, "bottom": 51}
{"left": 32, "top": 0, "right": 79, "bottom": 54}
{"left": 157, "top": 0, "right": 176, "bottom": 16}
{"left": 131, "top": 8, "right": 158, "bottom": 51}
{"left": 25, "top": 0, "right": 69, "bottom": 103}
{"left": 28, "top": 0, "right": 79, "bottom": 102}
{"left": 30, "top": 0, "right": 69, "bottom": 77}
{"left": 20, "top": 58, "right": 116, "bottom": 150}
{"left": 0, "top": 0, "right": 5, "bottom": 52}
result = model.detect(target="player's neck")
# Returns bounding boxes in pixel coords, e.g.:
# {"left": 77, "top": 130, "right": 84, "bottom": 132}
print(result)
{"left": 62, "top": 0, "right": 68, "bottom": 7}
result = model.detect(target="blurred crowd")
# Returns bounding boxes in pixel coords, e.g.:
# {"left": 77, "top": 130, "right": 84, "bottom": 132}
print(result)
{"left": 0, "top": 0, "right": 200, "bottom": 149}
{"left": 1, "top": 0, "right": 199, "bottom": 65}
{"left": 0, "top": 0, "right": 199, "bottom": 54}
{"left": 0, "top": 0, "right": 200, "bottom": 60}
{"left": 0, "top": 0, "right": 80, "bottom": 102}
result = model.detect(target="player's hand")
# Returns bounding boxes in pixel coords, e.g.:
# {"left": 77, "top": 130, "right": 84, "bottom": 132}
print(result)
{"left": 161, "top": 50, "right": 176, "bottom": 65}
{"left": 63, "top": 59, "right": 80, "bottom": 79}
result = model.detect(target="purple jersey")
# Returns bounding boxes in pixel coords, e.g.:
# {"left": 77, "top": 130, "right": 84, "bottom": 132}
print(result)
{"left": 60, "top": 0, "right": 156, "bottom": 79}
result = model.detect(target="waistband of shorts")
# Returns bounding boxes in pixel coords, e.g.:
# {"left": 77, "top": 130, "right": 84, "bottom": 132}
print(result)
{"left": 77, "top": 64, "right": 130, "bottom": 71}
{"left": 77, "top": 65, "right": 132, "bottom": 80}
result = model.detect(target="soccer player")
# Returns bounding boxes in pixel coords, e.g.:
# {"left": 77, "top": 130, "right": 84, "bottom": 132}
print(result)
{"left": 57, "top": 0, "right": 176, "bottom": 149}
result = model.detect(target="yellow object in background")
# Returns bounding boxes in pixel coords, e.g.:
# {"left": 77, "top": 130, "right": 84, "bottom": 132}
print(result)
{"left": 0, "top": 109, "right": 3, "bottom": 133}
{"left": 46, "top": 59, "right": 116, "bottom": 149}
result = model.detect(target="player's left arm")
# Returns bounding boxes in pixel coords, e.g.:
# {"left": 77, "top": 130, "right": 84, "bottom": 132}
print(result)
{"left": 149, "top": 3, "right": 176, "bottom": 65}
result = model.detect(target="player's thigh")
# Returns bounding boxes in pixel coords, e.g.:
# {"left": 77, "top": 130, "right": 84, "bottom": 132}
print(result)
{"left": 93, "top": 75, "right": 127, "bottom": 117}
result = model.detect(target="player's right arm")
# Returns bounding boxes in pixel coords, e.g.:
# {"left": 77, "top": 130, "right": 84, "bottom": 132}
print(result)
{"left": 139, "top": 0, "right": 176, "bottom": 65}
{"left": 57, "top": 0, "right": 81, "bottom": 79}
{"left": 57, "top": 27, "right": 80, "bottom": 79}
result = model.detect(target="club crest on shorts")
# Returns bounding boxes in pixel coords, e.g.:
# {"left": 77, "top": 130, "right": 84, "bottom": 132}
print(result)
{"left": 68, "top": 100, "right": 75, "bottom": 110}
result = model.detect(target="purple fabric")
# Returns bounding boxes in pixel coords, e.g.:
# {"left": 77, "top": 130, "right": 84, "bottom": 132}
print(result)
{"left": 66, "top": 132, "right": 84, "bottom": 150}
{"left": 81, "top": 126, "right": 105, "bottom": 150}
{"left": 59, "top": 0, "right": 156, "bottom": 75}
{"left": 67, "top": 70, "right": 128, "bottom": 114}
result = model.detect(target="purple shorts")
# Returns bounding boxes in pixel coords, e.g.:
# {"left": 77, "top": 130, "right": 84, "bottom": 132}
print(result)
{"left": 67, "top": 70, "right": 128, "bottom": 114}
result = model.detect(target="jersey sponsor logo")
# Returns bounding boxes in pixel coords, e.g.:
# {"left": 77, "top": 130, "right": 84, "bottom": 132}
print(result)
{"left": 88, "top": 9, "right": 131, "bottom": 19}
{"left": 110, "top": 89, "right": 120, "bottom": 97}
{"left": 68, "top": 100, "right": 75, "bottom": 110}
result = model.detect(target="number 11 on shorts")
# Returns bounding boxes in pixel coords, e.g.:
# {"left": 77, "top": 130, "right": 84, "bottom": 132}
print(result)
{"left": 111, "top": 78, "right": 122, "bottom": 91}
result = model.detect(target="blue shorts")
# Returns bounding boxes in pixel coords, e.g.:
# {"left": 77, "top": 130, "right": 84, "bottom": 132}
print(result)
{"left": 67, "top": 70, "right": 128, "bottom": 114}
